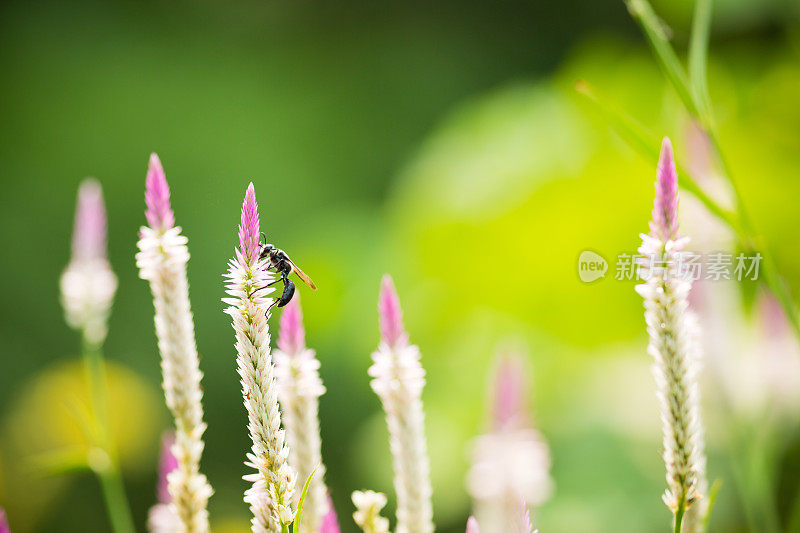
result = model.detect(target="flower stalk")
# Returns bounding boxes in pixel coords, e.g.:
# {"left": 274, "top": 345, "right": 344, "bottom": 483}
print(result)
{"left": 368, "top": 276, "right": 434, "bottom": 533}
{"left": 636, "top": 138, "right": 708, "bottom": 532}
{"left": 60, "top": 179, "right": 133, "bottom": 533}
{"left": 274, "top": 295, "right": 329, "bottom": 533}
{"left": 137, "top": 154, "right": 213, "bottom": 532}
{"left": 224, "top": 183, "right": 296, "bottom": 532}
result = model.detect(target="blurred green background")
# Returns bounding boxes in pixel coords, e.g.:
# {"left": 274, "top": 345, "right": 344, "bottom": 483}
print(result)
{"left": 1, "top": 0, "right": 800, "bottom": 531}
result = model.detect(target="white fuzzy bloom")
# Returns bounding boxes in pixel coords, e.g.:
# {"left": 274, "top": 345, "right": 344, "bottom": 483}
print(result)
{"left": 225, "top": 183, "right": 296, "bottom": 532}
{"left": 148, "top": 503, "right": 182, "bottom": 533}
{"left": 369, "top": 276, "right": 434, "bottom": 533}
{"left": 370, "top": 343, "right": 434, "bottom": 533}
{"left": 137, "top": 223, "right": 213, "bottom": 529}
{"left": 274, "top": 298, "right": 328, "bottom": 533}
{"left": 468, "top": 429, "right": 551, "bottom": 530}
{"left": 636, "top": 234, "right": 707, "bottom": 516}
{"left": 60, "top": 179, "right": 117, "bottom": 347}
{"left": 61, "top": 259, "right": 117, "bottom": 346}
{"left": 352, "top": 490, "right": 390, "bottom": 533}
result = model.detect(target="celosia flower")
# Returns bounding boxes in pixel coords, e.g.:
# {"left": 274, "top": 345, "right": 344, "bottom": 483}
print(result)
{"left": 223, "top": 183, "right": 296, "bottom": 532}
{"left": 319, "top": 496, "right": 340, "bottom": 533}
{"left": 467, "top": 353, "right": 552, "bottom": 532}
{"left": 137, "top": 154, "right": 213, "bottom": 533}
{"left": 465, "top": 516, "right": 480, "bottom": 533}
{"left": 274, "top": 295, "right": 328, "bottom": 533}
{"left": 148, "top": 433, "right": 183, "bottom": 533}
{"left": 60, "top": 178, "right": 117, "bottom": 347}
{"left": 635, "top": 138, "right": 707, "bottom": 528}
{"left": 368, "top": 276, "right": 434, "bottom": 533}
{"left": 352, "top": 491, "right": 390, "bottom": 533}
{"left": 0, "top": 508, "right": 10, "bottom": 533}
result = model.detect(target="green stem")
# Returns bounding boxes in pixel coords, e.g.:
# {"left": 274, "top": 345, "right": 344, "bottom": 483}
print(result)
{"left": 674, "top": 499, "right": 686, "bottom": 533}
{"left": 97, "top": 463, "right": 137, "bottom": 533}
{"left": 705, "top": 130, "right": 800, "bottom": 341}
{"left": 81, "top": 338, "right": 135, "bottom": 533}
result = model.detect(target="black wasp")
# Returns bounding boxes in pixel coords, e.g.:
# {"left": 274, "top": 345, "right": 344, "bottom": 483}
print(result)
{"left": 253, "top": 233, "right": 317, "bottom": 309}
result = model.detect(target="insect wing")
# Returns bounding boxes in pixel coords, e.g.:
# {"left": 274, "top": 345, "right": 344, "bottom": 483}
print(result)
{"left": 289, "top": 260, "right": 317, "bottom": 290}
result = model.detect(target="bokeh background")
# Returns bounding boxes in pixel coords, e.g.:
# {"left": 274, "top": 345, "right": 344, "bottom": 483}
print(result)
{"left": 1, "top": 0, "right": 800, "bottom": 531}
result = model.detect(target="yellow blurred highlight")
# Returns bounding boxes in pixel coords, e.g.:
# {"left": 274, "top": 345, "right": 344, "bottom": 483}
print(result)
{"left": 0, "top": 358, "right": 163, "bottom": 531}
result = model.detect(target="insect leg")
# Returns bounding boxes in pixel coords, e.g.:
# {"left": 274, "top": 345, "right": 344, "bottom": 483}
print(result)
{"left": 247, "top": 278, "right": 282, "bottom": 298}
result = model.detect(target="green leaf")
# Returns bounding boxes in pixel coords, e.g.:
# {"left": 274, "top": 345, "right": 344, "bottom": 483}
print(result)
{"left": 32, "top": 447, "right": 91, "bottom": 476}
{"left": 702, "top": 479, "right": 723, "bottom": 531}
{"left": 688, "top": 0, "right": 713, "bottom": 124}
{"left": 292, "top": 465, "right": 319, "bottom": 533}
{"left": 624, "top": 0, "right": 700, "bottom": 118}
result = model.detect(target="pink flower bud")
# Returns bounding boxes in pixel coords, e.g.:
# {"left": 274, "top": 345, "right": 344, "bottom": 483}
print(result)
{"left": 71, "top": 179, "right": 108, "bottom": 262}
{"left": 278, "top": 294, "right": 305, "bottom": 355}
{"left": 466, "top": 516, "right": 480, "bottom": 533}
{"left": 378, "top": 275, "right": 408, "bottom": 349}
{"left": 238, "top": 183, "right": 260, "bottom": 266}
{"left": 145, "top": 153, "right": 175, "bottom": 232}
{"left": 492, "top": 354, "right": 528, "bottom": 431}
{"left": 650, "top": 137, "right": 679, "bottom": 241}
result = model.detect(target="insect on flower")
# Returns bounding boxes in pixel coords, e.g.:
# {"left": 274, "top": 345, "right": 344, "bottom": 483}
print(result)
{"left": 252, "top": 232, "right": 317, "bottom": 309}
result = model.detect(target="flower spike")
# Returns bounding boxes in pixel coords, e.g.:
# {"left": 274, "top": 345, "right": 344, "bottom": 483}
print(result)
{"left": 137, "top": 155, "right": 212, "bottom": 532}
{"left": 467, "top": 350, "right": 552, "bottom": 532}
{"left": 636, "top": 138, "right": 707, "bottom": 532}
{"left": 275, "top": 294, "right": 329, "bottom": 532}
{"left": 60, "top": 178, "right": 117, "bottom": 347}
{"left": 224, "top": 183, "right": 296, "bottom": 531}
{"left": 369, "top": 276, "right": 434, "bottom": 533}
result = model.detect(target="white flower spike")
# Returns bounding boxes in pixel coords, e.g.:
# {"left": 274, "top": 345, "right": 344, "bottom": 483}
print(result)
{"left": 224, "top": 183, "right": 296, "bottom": 532}
{"left": 137, "top": 154, "right": 213, "bottom": 533}
{"left": 636, "top": 138, "right": 708, "bottom": 531}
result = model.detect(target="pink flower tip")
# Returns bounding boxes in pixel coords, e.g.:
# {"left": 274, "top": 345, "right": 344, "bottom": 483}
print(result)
{"left": 650, "top": 137, "right": 679, "bottom": 241}
{"left": 238, "top": 182, "right": 260, "bottom": 265}
{"left": 157, "top": 432, "right": 179, "bottom": 504}
{"left": 492, "top": 353, "right": 528, "bottom": 431}
{"left": 72, "top": 178, "right": 108, "bottom": 262}
{"left": 319, "top": 496, "right": 340, "bottom": 533}
{"left": 144, "top": 153, "right": 175, "bottom": 231}
{"left": 466, "top": 516, "right": 480, "bottom": 533}
{"left": 0, "top": 508, "right": 10, "bottom": 533}
{"left": 278, "top": 294, "right": 305, "bottom": 354}
{"left": 379, "top": 275, "right": 408, "bottom": 348}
